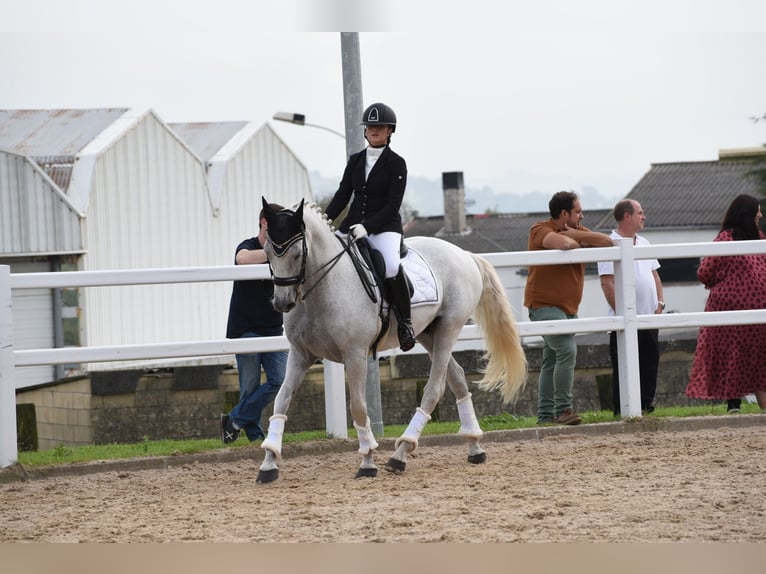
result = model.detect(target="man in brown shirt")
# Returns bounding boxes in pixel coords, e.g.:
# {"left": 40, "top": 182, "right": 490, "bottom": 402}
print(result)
{"left": 524, "top": 190, "right": 613, "bottom": 425}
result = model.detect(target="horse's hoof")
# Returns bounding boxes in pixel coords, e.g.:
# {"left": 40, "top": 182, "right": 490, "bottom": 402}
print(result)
{"left": 256, "top": 468, "right": 279, "bottom": 483}
{"left": 384, "top": 457, "right": 406, "bottom": 474}
{"left": 467, "top": 452, "right": 487, "bottom": 465}
{"left": 355, "top": 467, "right": 378, "bottom": 479}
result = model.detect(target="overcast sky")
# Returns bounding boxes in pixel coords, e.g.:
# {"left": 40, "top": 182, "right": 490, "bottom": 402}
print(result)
{"left": 3, "top": 0, "right": 766, "bottom": 207}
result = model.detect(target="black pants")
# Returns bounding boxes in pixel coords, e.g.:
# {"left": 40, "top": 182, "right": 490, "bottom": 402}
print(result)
{"left": 609, "top": 329, "right": 659, "bottom": 414}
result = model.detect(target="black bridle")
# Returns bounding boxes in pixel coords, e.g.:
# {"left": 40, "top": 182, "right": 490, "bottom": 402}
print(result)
{"left": 267, "top": 230, "right": 357, "bottom": 301}
{"left": 267, "top": 231, "right": 307, "bottom": 288}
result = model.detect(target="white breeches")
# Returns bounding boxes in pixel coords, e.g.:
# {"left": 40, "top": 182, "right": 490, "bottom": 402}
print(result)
{"left": 366, "top": 231, "right": 402, "bottom": 278}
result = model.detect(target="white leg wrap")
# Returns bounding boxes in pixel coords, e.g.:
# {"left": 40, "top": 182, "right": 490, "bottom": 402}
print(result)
{"left": 354, "top": 417, "right": 379, "bottom": 455}
{"left": 457, "top": 393, "right": 484, "bottom": 438}
{"left": 260, "top": 414, "right": 287, "bottom": 458}
{"left": 395, "top": 407, "right": 431, "bottom": 451}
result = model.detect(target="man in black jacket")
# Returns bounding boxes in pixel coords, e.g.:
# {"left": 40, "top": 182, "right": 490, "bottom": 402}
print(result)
{"left": 220, "top": 204, "right": 287, "bottom": 443}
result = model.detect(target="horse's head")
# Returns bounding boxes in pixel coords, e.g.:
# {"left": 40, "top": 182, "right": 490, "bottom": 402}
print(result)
{"left": 262, "top": 197, "right": 306, "bottom": 313}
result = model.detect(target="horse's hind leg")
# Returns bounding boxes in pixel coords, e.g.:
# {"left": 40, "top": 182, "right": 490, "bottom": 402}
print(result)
{"left": 385, "top": 334, "right": 486, "bottom": 474}
{"left": 444, "top": 357, "right": 486, "bottom": 464}
{"left": 385, "top": 330, "right": 451, "bottom": 474}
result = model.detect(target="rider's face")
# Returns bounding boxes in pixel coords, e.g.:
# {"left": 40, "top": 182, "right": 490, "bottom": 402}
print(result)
{"left": 365, "top": 125, "right": 392, "bottom": 147}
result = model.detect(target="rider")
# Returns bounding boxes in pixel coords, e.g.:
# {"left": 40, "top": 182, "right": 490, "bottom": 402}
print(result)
{"left": 325, "top": 102, "right": 416, "bottom": 352}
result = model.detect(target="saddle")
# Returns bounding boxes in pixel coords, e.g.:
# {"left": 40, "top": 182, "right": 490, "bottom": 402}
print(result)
{"left": 343, "top": 236, "right": 413, "bottom": 356}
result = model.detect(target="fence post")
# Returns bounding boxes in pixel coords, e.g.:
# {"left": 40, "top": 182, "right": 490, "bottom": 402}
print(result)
{"left": 365, "top": 355, "right": 384, "bottom": 437}
{"left": 323, "top": 360, "right": 348, "bottom": 438}
{"left": 0, "top": 265, "right": 18, "bottom": 467}
{"left": 614, "top": 238, "right": 642, "bottom": 418}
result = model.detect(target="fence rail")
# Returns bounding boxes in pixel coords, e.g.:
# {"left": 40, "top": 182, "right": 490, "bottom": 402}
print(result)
{"left": 3, "top": 237, "right": 766, "bottom": 466}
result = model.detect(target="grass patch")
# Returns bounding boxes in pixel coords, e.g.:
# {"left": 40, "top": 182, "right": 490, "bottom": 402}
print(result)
{"left": 13, "top": 403, "right": 761, "bottom": 469}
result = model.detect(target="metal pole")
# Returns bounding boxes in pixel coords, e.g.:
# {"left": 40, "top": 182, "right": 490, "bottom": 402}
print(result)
{"left": 340, "top": 32, "right": 383, "bottom": 437}
{"left": 340, "top": 33, "right": 365, "bottom": 160}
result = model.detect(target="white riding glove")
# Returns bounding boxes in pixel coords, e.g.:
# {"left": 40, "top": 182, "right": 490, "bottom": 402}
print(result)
{"left": 349, "top": 224, "right": 368, "bottom": 240}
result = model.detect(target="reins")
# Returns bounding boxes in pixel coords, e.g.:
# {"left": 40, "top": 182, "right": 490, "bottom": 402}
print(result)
{"left": 299, "top": 237, "right": 353, "bottom": 300}
{"left": 268, "top": 229, "right": 374, "bottom": 302}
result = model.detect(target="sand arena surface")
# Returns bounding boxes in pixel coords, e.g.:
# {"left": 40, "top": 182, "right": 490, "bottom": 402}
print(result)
{"left": 1, "top": 425, "right": 764, "bottom": 542}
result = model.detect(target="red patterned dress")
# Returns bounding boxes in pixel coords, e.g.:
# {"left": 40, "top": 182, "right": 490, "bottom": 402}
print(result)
{"left": 686, "top": 229, "right": 766, "bottom": 400}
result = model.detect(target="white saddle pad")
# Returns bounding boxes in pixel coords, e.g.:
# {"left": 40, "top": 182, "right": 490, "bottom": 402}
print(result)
{"left": 402, "top": 247, "right": 440, "bottom": 307}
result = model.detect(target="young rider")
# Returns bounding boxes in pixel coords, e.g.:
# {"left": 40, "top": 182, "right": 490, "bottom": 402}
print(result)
{"left": 325, "top": 102, "right": 416, "bottom": 352}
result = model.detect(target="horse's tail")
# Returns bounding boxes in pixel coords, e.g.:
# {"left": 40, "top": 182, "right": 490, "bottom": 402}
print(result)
{"left": 471, "top": 254, "right": 528, "bottom": 404}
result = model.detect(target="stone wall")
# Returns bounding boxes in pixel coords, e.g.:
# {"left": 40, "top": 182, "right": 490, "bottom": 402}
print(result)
{"left": 16, "top": 338, "right": 699, "bottom": 449}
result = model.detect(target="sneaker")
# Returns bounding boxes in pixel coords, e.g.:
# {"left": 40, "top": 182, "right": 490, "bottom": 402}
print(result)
{"left": 727, "top": 408, "right": 741, "bottom": 414}
{"left": 220, "top": 414, "right": 240, "bottom": 444}
{"left": 554, "top": 409, "right": 582, "bottom": 426}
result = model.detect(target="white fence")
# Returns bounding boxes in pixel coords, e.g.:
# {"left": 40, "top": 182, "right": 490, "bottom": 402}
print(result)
{"left": 3, "top": 237, "right": 766, "bottom": 467}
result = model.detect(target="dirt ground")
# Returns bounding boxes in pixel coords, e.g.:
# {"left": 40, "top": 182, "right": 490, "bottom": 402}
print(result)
{"left": 1, "top": 425, "right": 764, "bottom": 543}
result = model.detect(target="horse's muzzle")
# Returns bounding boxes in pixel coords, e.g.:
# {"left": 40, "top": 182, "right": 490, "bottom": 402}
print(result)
{"left": 272, "top": 290, "right": 297, "bottom": 313}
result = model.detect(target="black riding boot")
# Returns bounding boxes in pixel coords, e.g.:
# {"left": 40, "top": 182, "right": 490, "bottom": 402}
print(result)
{"left": 386, "top": 267, "right": 416, "bottom": 352}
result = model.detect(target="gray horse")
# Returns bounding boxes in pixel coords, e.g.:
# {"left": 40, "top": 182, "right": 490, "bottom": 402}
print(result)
{"left": 257, "top": 198, "right": 527, "bottom": 483}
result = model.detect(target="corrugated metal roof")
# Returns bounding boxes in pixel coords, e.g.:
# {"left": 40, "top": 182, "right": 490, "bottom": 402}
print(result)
{"left": 0, "top": 109, "right": 129, "bottom": 157}
{"left": 594, "top": 160, "right": 762, "bottom": 230}
{"left": 405, "top": 209, "right": 612, "bottom": 253}
{"left": 168, "top": 121, "right": 249, "bottom": 162}
{"left": 0, "top": 109, "right": 130, "bottom": 194}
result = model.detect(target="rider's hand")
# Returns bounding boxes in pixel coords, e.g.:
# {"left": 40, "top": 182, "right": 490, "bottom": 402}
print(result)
{"left": 349, "top": 224, "right": 368, "bottom": 240}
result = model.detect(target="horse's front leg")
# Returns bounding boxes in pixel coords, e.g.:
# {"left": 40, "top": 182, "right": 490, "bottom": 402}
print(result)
{"left": 345, "top": 351, "right": 379, "bottom": 479}
{"left": 257, "top": 347, "right": 315, "bottom": 483}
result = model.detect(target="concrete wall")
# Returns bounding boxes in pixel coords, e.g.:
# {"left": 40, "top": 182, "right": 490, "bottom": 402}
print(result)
{"left": 16, "top": 378, "right": 93, "bottom": 451}
{"left": 16, "top": 338, "right": 699, "bottom": 450}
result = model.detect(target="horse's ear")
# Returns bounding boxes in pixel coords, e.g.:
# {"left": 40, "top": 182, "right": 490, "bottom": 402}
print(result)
{"left": 261, "top": 196, "right": 277, "bottom": 230}
{"left": 295, "top": 198, "right": 304, "bottom": 219}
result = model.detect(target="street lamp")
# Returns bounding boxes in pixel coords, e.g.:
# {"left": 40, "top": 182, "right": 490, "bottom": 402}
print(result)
{"left": 272, "top": 112, "right": 346, "bottom": 140}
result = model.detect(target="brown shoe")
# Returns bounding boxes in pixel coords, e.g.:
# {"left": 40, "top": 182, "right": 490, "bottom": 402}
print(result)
{"left": 554, "top": 409, "right": 582, "bottom": 426}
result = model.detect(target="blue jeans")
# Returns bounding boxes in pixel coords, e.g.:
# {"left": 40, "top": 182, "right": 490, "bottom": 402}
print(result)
{"left": 528, "top": 306, "right": 578, "bottom": 421}
{"left": 229, "top": 332, "right": 288, "bottom": 440}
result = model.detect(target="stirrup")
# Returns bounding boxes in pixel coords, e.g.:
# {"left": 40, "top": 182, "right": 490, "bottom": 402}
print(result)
{"left": 398, "top": 321, "right": 416, "bottom": 352}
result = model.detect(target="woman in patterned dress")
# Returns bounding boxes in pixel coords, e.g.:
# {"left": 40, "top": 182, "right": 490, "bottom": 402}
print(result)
{"left": 686, "top": 194, "right": 766, "bottom": 411}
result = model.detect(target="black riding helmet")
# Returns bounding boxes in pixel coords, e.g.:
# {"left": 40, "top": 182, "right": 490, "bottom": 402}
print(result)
{"left": 360, "top": 102, "right": 397, "bottom": 133}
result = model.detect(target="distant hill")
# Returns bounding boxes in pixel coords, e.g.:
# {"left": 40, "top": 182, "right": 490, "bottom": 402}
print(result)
{"left": 309, "top": 171, "right": 624, "bottom": 217}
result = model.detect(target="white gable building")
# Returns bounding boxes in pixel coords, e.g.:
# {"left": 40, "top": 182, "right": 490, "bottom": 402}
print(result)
{"left": 0, "top": 108, "right": 312, "bottom": 387}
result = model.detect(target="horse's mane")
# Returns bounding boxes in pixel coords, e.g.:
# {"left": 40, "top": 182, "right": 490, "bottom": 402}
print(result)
{"left": 293, "top": 200, "right": 337, "bottom": 235}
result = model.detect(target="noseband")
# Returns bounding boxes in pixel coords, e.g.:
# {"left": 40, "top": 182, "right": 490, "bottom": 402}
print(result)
{"left": 267, "top": 232, "right": 307, "bottom": 288}
{"left": 267, "top": 228, "right": 355, "bottom": 301}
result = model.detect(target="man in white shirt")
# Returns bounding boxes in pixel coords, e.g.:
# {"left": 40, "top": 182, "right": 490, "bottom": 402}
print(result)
{"left": 598, "top": 199, "right": 665, "bottom": 416}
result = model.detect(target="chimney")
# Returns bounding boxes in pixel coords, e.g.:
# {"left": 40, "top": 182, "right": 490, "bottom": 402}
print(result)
{"left": 442, "top": 171, "right": 468, "bottom": 235}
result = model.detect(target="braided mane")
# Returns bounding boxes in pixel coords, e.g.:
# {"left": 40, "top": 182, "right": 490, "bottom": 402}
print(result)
{"left": 297, "top": 200, "right": 337, "bottom": 234}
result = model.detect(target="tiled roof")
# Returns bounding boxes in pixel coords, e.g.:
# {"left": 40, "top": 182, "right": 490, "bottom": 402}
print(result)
{"left": 404, "top": 210, "right": 612, "bottom": 253}
{"left": 594, "top": 160, "right": 762, "bottom": 230}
